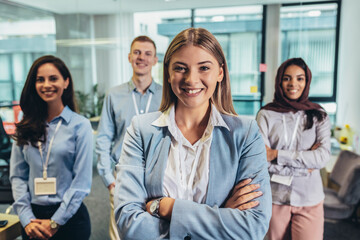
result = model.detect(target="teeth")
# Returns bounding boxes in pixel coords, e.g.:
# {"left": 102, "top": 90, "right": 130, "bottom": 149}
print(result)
{"left": 187, "top": 89, "right": 201, "bottom": 94}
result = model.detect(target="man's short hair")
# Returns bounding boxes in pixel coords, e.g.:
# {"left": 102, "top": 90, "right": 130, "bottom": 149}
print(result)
{"left": 130, "top": 36, "right": 157, "bottom": 55}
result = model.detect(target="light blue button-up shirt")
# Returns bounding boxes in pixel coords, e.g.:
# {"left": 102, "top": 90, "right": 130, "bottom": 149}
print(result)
{"left": 10, "top": 106, "right": 93, "bottom": 227}
{"left": 96, "top": 80, "right": 162, "bottom": 187}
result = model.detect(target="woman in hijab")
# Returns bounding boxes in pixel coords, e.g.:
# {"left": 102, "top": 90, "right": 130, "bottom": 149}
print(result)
{"left": 256, "top": 58, "right": 331, "bottom": 240}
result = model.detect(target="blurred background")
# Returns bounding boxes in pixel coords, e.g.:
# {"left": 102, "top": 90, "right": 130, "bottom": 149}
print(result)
{"left": 0, "top": 0, "right": 359, "bottom": 239}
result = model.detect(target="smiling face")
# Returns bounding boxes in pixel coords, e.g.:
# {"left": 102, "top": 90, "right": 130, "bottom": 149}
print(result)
{"left": 168, "top": 44, "right": 223, "bottom": 112}
{"left": 128, "top": 41, "right": 158, "bottom": 78}
{"left": 281, "top": 64, "right": 306, "bottom": 101}
{"left": 35, "top": 63, "right": 69, "bottom": 107}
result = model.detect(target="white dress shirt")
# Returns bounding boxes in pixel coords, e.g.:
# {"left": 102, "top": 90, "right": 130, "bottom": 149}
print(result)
{"left": 152, "top": 104, "right": 228, "bottom": 203}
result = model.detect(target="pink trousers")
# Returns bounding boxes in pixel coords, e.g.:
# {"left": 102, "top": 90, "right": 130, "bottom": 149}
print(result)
{"left": 267, "top": 201, "right": 324, "bottom": 240}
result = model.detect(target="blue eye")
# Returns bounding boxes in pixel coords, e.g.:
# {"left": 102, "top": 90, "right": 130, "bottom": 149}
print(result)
{"left": 174, "top": 66, "right": 186, "bottom": 72}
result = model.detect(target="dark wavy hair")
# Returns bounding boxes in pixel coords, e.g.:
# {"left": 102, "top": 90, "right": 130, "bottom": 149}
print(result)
{"left": 13, "top": 55, "right": 77, "bottom": 146}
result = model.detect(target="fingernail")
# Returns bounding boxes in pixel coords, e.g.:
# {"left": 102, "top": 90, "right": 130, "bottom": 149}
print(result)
{"left": 255, "top": 184, "right": 260, "bottom": 188}
{"left": 257, "top": 191, "right": 263, "bottom": 196}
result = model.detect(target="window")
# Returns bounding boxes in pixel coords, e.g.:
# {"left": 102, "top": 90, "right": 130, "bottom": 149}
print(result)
{"left": 280, "top": 2, "right": 339, "bottom": 101}
{"left": 194, "top": 6, "right": 263, "bottom": 116}
{"left": 134, "top": 6, "right": 264, "bottom": 116}
{"left": 0, "top": 2, "right": 56, "bottom": 103}
{"left": 134, "top": 10, "right": 192, "bottom": 85}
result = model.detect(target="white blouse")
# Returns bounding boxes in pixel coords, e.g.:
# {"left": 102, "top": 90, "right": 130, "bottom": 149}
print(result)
{"left": 152, "top": 104, "right": 228, "bottom": 203}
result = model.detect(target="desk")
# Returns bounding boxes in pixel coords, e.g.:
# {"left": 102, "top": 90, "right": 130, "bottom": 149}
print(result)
{"left": 0, "top": 213, "right": 21, "bottom": 240}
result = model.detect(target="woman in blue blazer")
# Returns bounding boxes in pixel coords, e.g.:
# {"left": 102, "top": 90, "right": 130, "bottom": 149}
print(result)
{"left": 114, "top": 28, "right": 272, "bottom": 239}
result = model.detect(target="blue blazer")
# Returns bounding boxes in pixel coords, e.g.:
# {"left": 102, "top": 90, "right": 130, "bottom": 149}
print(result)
{"left": 114, "top": 111, "right": 272, "bottom": 240}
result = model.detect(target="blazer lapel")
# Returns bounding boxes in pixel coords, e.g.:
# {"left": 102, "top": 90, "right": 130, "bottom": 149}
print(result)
{"left": 206, "top": 129, "right": 237, "bottom": 206}
{"left": 146, "top": 132, "right": 172, "bottom": 197}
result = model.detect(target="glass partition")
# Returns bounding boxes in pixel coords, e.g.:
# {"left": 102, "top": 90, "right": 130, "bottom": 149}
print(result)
{"left": 280, "top": 3, "right": 338, "bottom": 100}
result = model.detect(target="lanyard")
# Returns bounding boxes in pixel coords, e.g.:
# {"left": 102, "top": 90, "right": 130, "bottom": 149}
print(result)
{"left": 282, "top": 115, "right": 300, "bottom": 150}
{"left": 132, "top": 92, "right": 153, "bottom": 116}
{"left": 38, "top": 119, "right": 62, "bottom": 180}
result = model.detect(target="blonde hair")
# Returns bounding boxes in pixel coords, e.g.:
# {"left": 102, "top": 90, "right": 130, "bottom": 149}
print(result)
{"left": 159, "top": 27, "right": 236, "bottom": 115}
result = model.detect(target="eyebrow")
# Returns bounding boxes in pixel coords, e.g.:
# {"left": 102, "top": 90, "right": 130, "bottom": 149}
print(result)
{"left": 198, "top": 60, "right": 214, "bottom": 65}
{"left": 133, "top": 49, "right": 154, "bottom": 53}
{"left": 36, "top": 75, "right": 58, "bottom": 78}
{"left": 172, "top": 60, "right": 214, "bottom": 65}
{"left": 283, "top": 73, "right": 305, "bottom": 77}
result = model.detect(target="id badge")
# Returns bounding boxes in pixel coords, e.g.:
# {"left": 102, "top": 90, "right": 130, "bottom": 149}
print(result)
{"left": 34, "top": 178, "right": 57, "bottom": 195}
{"left": 271, "top": 174, "right": 293, "bottom": 186}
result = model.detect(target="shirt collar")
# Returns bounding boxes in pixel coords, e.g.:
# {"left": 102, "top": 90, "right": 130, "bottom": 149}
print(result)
{"left": 128, "top": 79, "right": 156, "bottom": 94}
{"left": 152, "top": 104, "right": 230, "bottom": 137}
{"left": 50, "top": 105, "right": 71, "bottom": 124}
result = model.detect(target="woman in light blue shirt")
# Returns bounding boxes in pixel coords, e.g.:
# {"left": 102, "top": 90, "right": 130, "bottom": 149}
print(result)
{"left": 10, "top": 55, "right": 93, "bottom": 240}
{"left": 114, "top": 28, "right": 272, "bottom": 239}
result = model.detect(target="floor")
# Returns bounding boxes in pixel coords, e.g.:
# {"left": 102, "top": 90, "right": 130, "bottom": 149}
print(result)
{"left": 1, "top": 168, "right": 360, "bottom": 240}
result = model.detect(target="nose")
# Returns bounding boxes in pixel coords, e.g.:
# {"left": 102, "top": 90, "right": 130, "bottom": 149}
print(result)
{"left": 43, "top": 79, "right": 51, "bottom": 88}
{"left": 184, "top": 69, "right": 199, "bottom": 85}
{"left": 138, "top": 52, "right": 145, "bottom": 60}
{"left": 288, "top": 78, "right": 296, "bottom": 86}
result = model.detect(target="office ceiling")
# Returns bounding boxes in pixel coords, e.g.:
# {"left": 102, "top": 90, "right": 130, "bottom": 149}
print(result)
{"left": 7, "top": 0, "right": 327, "bottom": 14}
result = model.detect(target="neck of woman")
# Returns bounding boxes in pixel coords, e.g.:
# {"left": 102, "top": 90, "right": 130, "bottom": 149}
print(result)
{"left": 175, "top": 103, "right": 211, "bottom": 145}
{"left": 47, "top": 102, "right": 65, "bottom": 122}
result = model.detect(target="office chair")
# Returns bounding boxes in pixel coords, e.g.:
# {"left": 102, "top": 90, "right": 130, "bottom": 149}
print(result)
{"left": 0, "top": 116, "right": 14, "bottom": 204}
{"left": 324, "top": 150, "right": 360, "bottom": 222}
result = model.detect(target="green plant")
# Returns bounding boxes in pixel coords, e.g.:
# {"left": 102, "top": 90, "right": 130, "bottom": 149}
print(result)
{"left": 75, "top": 84, "right": 104, "bottom": 118}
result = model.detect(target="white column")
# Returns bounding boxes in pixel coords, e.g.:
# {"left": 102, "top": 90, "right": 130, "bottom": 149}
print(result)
{"left": 263, "top": 4, "right": 281, "bottom": 105}
{"left": 94, "top": 12, "right": 134, "bottom": 94}
{"left": 336, "top": 0, "right": 360, "bottom": 134}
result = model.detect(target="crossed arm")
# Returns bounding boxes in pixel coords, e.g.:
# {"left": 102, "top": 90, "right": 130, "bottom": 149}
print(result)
{"left": 114, "top": 118, "right": 271, "bottom": 239}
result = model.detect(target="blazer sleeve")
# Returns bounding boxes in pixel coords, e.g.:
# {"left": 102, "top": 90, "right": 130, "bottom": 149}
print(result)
{"left": 169, "top": 120, "right": 272, "bottom": 239}
{"left": 114, "top": 117, "right": 169, "bottom": 240}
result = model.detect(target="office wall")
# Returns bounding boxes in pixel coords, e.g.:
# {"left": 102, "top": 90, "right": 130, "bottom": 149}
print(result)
{"left": 93, "top": 13, "right": 134, "bottom": 94}
{"left": 336, "top": 0, "right": 360, "bottom": 134}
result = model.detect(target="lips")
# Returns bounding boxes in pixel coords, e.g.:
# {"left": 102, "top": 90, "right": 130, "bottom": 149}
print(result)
{"left": 41, "top": 90, "right": 56, "bottom": 97}
{"left": 287, "top": 89, "right": 299, "bottom": 94}
{"left": 136, "top": 62, "right": 147, "bottom": 67}
{"left": 182, "top": 88, "right": 202, "bottom": 95}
